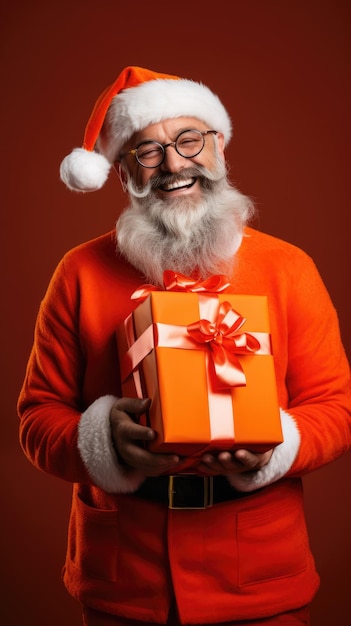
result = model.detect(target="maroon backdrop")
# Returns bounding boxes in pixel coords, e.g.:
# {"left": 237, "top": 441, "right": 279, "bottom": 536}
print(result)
{"left": 1, "top": 1, "right": 350, "bottom": 625}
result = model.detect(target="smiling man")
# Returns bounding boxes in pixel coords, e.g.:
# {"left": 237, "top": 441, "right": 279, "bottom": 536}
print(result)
{"left": 18, "top": 66, "right": 351, "bottom": 626}
{"left": 115, "top": 117, "right": 249, "bottom": 286}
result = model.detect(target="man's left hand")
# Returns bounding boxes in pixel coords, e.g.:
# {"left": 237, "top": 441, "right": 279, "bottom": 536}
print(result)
{"left": 196, "top": 449, "right": 273, "bottom": 476}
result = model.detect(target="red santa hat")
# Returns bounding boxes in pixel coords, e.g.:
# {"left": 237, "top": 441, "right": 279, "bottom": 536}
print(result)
{"left": 60, "top": 66, "right": 232, "bottom": 192}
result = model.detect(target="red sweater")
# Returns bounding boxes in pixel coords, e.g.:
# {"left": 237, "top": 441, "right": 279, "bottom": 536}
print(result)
{"left": 18, "top": 227, "right": 351, "bottom": 623}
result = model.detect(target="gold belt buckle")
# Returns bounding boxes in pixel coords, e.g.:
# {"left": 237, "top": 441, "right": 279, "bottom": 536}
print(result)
{"left": 168, "top": 475, "right": 214, "bottom": 509}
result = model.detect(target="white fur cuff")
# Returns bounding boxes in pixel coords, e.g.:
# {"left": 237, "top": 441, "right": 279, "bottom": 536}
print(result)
{"left": 226, "top": 409, "right": 300, "bottom": 492}
{"left": 77, "top": 395, "right": 146, "bottom": 493}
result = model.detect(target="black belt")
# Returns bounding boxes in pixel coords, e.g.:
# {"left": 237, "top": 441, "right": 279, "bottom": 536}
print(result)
{"left": 133, "top": 475, "right": 252, "bottom": 509}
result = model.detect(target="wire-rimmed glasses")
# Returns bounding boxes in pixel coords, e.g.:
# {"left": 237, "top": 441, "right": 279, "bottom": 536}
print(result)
{"left": 120, "top": 129, "right": 218, "bottom": 168}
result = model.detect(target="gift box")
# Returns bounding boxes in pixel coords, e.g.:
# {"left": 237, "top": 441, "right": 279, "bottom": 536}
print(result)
{"left": 116, "top": 290, "right": 283, "bottom": 459}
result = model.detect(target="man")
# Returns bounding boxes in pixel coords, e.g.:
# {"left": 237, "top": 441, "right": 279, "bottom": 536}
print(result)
{"left": 18, "top": 66, "right": 351, "bottom": 625}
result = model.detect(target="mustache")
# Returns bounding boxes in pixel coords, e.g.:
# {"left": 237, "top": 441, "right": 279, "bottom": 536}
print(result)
{"left": 126, "top": 161, "right": 227, "bottom": 199}
{"left": 149, "top": 164, "right": 224, "bottom": 189}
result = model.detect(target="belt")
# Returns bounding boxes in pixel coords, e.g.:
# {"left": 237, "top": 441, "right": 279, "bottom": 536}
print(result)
{"left": 133, "top": 475, "right": 251, "bottom": 509}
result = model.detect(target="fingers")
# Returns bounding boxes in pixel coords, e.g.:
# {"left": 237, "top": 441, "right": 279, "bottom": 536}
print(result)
{"left": 110, "top": 397, "right": 154, "bottom": 440}
{"left": 198, "top": 452, "right": 240, "bottom": 475}
{"left": 117, "top": 429, "right": 180, "bottom": 476}
{"left": 198, "top": 449, "right": 273, "bottom": 475}
{"left": 112, "top": 396, "right": 151, "bottom": 419}
{"left": 110, "top": 397, "right": 154, "bottom": 446}
{"left": 109, "top": 397, "right": 180, "bottom": 476}
{"left": 233, "top": 449, "right": 273, "bottom": 470}
{"left": 115, "top": 415, "right": 155, "bottom": 443}
{"left": 120, "top": 444, "right": 180, "bottom": 476}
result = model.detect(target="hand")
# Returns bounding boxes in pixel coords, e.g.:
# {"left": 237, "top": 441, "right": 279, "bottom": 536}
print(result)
{"left": 196, "top": 448, "right": 273, "bottom": 476}
{"left": 109, "top": 397, "right": 180, "bottom": 476}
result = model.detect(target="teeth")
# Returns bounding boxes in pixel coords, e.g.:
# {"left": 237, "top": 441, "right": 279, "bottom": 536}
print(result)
{"left": 163, "top": 178, "right": 194, "bottom": 191}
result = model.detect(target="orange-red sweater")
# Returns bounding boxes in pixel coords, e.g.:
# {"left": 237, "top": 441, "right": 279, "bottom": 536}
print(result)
{"left": 18, "top": 227, "right": 351, "bottom": 623}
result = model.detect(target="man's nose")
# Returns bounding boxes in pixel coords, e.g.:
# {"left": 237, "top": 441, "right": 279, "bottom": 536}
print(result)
{"left": 160, "top": 144, "right": 187, "bottom": 172}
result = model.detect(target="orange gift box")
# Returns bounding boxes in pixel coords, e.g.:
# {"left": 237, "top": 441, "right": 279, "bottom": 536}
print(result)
{"left": 116, "top": 291, "right": 283, "bottom": 458}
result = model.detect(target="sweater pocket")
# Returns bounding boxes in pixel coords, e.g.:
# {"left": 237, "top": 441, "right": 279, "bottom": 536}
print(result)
{"left": 67, "top": 492, "right": 119, "bottom": 583}
{"left": 237, "top": 495, "right": 308, "bottom": 587}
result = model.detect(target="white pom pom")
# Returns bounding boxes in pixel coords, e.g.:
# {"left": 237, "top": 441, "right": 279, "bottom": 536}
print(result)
{"left": 60, "top": 148, "right": 111, "bottom": 192}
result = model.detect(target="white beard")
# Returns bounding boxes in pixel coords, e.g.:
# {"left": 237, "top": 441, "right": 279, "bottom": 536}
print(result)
{"left": 116, "top": 160, "right": 254, "bottom": 286}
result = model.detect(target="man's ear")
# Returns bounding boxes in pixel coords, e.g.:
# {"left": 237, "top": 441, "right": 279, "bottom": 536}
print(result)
{"left": 216, "top": 132, "right": 226, "bottom": 160}
{"left": 114, "top": 163, "right": 128, "bottom": 192}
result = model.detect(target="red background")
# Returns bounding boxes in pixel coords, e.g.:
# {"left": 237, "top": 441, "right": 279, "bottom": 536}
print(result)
{"left": 1, "top": 1, "right": 350, "bottom": 624}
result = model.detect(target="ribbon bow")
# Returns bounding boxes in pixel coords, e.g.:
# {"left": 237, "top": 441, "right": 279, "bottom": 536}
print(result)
{"left": 131, "top": 270, "right": 231, "bottom": 303}
{"left": 187, "top": 301, "right": 261, "bottom": 389}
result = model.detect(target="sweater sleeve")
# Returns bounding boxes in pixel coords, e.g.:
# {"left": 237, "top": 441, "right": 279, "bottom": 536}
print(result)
{"left": 17, "top": 256, "right": 145, "bottom": 492}
{"left": 228, "top": 248, "right": 351, "bottom": 492}
{"left": 282, "top": 253, "right": 351, "bottom": 475}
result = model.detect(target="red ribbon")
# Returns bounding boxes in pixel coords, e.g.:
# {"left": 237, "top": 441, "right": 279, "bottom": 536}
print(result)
{"left": 122, "top": 300, "right": 269, "bottom": 392}
{"left": 131, "top": 270, "right": 231, "bottom": 303}
{"left": 187, "top": 301, "right": 261, "bottom": 389}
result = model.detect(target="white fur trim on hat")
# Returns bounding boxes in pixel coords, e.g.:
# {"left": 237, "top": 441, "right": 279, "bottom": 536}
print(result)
{"left": 60, "top": 70, "right": 232, "bottom": 193}
{"left": 60, "top": 148, "right": 111, "bottom": 192}
{"left": 226, "top": 409, "right": 300, "bottom": 492}
{"left": 98, "top": 78, "right": 232, "bottom": 162}
{"left": 77, "top": 395, "right": 146, "bottom": 493}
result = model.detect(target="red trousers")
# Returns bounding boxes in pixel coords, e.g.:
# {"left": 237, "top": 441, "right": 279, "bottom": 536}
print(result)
{"left": 82, "top": 604, "right": 310, "bottom": 626}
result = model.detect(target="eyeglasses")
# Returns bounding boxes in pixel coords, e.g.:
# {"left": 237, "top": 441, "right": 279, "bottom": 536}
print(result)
{"left": 120, "top": 129, "right": 218, "bottom": 168}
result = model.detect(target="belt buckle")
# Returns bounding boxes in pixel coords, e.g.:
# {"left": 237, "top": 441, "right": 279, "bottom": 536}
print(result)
{"left": 168, "top": 475, "right": 213, "bottom": 509}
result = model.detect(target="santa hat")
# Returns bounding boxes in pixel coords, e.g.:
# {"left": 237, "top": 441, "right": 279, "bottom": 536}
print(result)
{"left": 60, "top": 66, "right": 232, "bottom": 192}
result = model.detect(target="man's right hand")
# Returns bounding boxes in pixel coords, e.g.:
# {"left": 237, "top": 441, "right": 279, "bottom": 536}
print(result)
{"left": 109, "top": 397, "right": 180, "bottom": 476}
